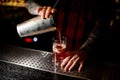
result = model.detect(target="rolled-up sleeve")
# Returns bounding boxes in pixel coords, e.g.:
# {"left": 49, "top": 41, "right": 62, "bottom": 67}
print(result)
{"left": 26, "top": 0, "right": 59, "bottom": 15}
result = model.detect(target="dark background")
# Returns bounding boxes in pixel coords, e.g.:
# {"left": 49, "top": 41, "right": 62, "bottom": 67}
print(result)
{"left": 0, "top": 5, "right": 54, "bottom": 52}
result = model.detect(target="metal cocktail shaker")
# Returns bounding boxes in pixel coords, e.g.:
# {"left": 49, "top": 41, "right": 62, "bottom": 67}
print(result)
{"left": 16, "top": 15, "right": 56, "bottom": 37}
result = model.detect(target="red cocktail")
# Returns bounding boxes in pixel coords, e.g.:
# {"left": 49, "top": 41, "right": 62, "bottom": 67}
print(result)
{"left": 52, "top": 36, "right": 67, "bottom": 66}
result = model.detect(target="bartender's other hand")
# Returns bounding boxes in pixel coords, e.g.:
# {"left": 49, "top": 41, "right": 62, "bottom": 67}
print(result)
{"left": 60, "top": 50, "right": 87, "bottom": 72}
{"left": 38, "top": 6, "right": 56, "bottom": 19}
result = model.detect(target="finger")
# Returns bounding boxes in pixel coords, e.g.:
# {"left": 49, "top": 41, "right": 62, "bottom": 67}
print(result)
{"left": 60, "top": 56, "right": 70, "bottom": 68}
{"left": 60, "top": 51, "right": 71, "bottom": 68}
{"left": 63, "top": 55, "right": 78, "bottom": 72}
{"left": 41, "top": 6, "right": 47, "bottom": 19}
{"left": 68, "top": 57, "right": 79, "bottom": 71}
{"left": 38, "top": 7, "right": 42, "bottom": 15}
{"left": 78, "top": 62, "right": 83, "bottom": 72}
{"left": 51, "top": 8, "right": 56, "bottom": 13}
{"left": 45, "top": 7, "right": 52, "bottom": 18}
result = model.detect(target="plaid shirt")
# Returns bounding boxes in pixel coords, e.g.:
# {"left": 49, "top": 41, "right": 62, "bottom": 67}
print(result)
{"left": 56, "top": 0, "right": 97, "bottom": 50}
{"left": 26, "top": 0, "right": 113, "bottom": 52}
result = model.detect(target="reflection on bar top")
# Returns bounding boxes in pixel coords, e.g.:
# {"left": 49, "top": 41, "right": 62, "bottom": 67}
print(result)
{"left": 1, "top": 45, "right": 118, "bottom": 80}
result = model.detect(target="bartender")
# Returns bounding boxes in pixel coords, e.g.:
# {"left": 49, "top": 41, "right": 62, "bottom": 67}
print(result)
{"left": 25, "top": 0, "right": 113, "bottom": 72}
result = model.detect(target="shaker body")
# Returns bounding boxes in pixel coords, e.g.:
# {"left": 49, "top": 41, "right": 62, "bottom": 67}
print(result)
{"left": 17, "top": 15, "right": 56, "bottom": 37}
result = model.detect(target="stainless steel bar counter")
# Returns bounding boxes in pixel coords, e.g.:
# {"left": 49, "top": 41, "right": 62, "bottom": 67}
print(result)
{"left": 0, "top": 45, "right": 119, "bottom": 80}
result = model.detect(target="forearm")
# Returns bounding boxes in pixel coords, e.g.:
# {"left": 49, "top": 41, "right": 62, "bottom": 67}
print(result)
{"left": 25, "top": 0, "right": 59, "bottom": 15}
{"left": 80, "top": 20, "right": 109, "bottom": 53}
{"left": 26, "top": 0, "right": 41, "bottom": 15}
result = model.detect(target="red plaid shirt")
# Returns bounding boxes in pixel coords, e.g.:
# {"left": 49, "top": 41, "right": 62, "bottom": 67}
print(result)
{"left": 56, "top": 0, "right": 96, "bottom": 50}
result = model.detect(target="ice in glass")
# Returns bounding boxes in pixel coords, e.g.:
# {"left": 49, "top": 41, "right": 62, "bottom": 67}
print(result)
{"left": 52, "top": 36, "right": 67, "bottom": 66}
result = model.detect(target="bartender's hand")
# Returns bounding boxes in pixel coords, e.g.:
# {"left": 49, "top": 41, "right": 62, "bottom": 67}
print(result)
{"left": 37, "top": 6, "right": 56, "bottom": 19}
{"left": 60, "top": 50, "right": 87, "bottom": 72}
